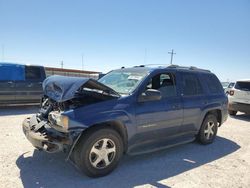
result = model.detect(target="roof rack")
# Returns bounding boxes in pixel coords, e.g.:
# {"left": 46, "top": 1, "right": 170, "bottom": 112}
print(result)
{"left": 132, "top": 64, "right": 210, "bottom": 72}
{"left": 133, "top": 65, "right": 145, "bottom": 68}
{"left": 167, "top": 64, "right": 210, "bottom": 72}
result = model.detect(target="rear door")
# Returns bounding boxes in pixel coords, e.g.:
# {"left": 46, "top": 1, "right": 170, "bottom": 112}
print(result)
{"left": 15, "top": 66, "right": 45, "bottom": 103}
{"left": 180, "top": 72, "right": 207, "bottom": 134}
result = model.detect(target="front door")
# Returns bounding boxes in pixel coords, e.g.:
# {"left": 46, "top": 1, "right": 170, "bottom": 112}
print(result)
{"left": 134, "top": 72, "right": 183, "bottom": 145}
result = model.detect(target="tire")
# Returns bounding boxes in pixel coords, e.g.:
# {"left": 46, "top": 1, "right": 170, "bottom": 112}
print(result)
{"left": 228, "top": 110, "right": 237, "bottom": 116}
{"left": 197, "top": 114, "right": 218, "bottom": 145}
{"left": 73, "top": 128, "right": 123, "bottom": 177}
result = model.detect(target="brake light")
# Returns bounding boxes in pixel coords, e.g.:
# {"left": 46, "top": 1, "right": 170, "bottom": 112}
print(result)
{"left": 229, "top": 90, "right": 234, "bottom": 96}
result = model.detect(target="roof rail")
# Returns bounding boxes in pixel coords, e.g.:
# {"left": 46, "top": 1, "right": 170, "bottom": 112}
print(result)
{"left": 189, "top": 66, "right": 210, "bottom": 72}
{"left": 134, "top": 64, "right": 167, "bottom": 68}
{"left": 167, "top": 64, "right": 180, "bottom": 68}
{"left": 133, "top": 65, "right": 145, "bottom": 67}
{"left": 167, "top": 64, "right": 210, "bottom": 72}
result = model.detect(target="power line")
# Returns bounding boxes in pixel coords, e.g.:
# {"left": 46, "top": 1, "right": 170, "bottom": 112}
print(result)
{"left": 168, "top": 49, "right": 176, "bottom": 65}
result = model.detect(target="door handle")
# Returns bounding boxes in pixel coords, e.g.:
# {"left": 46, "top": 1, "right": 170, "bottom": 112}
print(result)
{"left": 7, "top": 81, "right": 13, "bottom": 84}
{"left": 172, "top": 104, "right": 181, "bottom": 109}
{"left": 203, "top": 101, "right": 208, "bottom": 105}
{"left": 28, "top": 84, "right": 33, "bottom": 87}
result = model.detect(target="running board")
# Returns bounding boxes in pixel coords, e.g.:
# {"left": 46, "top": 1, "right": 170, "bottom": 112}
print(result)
{"left": 128, "top": 137, "right": 195, "bottom": 156}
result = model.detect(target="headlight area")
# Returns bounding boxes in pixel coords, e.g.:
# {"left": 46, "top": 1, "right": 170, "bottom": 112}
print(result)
{"left": 48, "top": 111, "right": 69, "bottom": 133}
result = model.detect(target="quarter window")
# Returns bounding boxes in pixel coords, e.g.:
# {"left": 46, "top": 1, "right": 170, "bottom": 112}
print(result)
{"left": 203, "top": 74, "right": 223, "bottom": 94}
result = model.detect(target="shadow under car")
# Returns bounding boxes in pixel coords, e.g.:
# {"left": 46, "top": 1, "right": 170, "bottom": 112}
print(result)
{"left": 16, "top": 136, "right": 240, "bottom": 188}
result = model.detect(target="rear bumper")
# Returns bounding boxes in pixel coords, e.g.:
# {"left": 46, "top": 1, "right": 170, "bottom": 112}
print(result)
{"left": 228, "top": 102, "right": 250, "bottom": 113}
{"left": 22, "top": 115, "right": 71, "bottom": 153}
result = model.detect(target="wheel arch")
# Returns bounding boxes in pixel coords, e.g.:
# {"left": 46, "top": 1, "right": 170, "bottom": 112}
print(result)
{"left": 202, "top": 109, "right": 222, "bottom": 126}
{"left": 77, "top": 120, "right": 128, "bottom": 153}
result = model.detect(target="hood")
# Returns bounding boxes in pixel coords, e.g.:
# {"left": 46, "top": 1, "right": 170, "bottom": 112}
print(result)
{"left": 43, "top": 75, "right": 120, "bottom": 102}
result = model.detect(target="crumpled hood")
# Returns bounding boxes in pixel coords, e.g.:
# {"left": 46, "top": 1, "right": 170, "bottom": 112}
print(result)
{"left": 43, "top": 75, "right": 120, "bottom": 102}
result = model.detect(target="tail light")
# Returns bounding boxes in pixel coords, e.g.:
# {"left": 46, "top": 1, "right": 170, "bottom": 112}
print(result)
{"left": 229, "top": 90, "right": 234, "bottom": 96}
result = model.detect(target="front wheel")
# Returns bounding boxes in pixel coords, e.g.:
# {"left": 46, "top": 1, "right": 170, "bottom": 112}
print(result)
{"left": 73, "top": 128, "right": 123, "bottom": 177}
{"left": 197, "top": 114, "right": 218, "bottom": 144}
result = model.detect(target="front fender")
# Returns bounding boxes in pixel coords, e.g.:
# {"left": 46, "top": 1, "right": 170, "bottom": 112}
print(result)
{"left": 67, "top": 109, "right": 136, "bottom": 140}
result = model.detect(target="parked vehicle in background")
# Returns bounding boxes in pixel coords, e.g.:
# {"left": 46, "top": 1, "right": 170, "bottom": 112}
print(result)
{"left": 22, "top": 65, "right": 228, "bottom": 177}
{"left": 221, "top": 82, "right": 229, "bottom": 89}
{"left": 228, "top": 80, "right": 250, "bottom": 115}
{"left": 224, "top": 82, "right": 235, "bottom": 94}
{"left": 0, "top": 62, "right": 46, "bottom": 105}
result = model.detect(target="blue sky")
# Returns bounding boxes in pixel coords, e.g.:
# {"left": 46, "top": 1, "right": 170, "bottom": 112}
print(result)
{"left": 0, "top": 0, "right": 249, "bottom": 81}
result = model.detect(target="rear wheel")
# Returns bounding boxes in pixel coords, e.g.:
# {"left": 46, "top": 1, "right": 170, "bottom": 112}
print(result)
{"left": 197, "top": 114, "right": 218, "bottom": 144}
{"left": 228, "top": 110, "right": 237, "bottom": 116}
{"left": 73, "top": 128, "right": 123, "bottom": 177}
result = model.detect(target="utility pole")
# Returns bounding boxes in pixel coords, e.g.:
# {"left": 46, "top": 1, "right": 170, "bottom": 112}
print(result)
{"left": 168, "top": 49, "right": 176, "bottom": 65}
{"left": 81, "top": 53, "right": 84, "bottom": 70}
{"left": 144, "top": 48, "right": 147, "bottom": 64}
{"left": 61, "top": 61, "right": 64, "bottom": 69}
{"left": 1, "top": 44, "right": 4, "bottom": 61}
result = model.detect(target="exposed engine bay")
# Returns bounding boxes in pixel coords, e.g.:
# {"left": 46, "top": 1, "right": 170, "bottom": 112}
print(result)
{"left": 39, "top": 75, "right": 120, "bottom": 120}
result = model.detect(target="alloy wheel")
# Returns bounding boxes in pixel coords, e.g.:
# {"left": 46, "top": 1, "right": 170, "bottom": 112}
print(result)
{"left": 89, "top": 138, "right": 116, "bottom": 169}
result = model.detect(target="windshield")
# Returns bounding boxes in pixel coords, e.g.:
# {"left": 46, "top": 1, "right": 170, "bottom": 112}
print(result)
{"left": 99, "top": 70, "right": 148, "bottom": 94}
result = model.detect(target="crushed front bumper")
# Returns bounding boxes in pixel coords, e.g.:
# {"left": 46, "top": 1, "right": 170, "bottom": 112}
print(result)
{"left": 22, "top": 115, "right": 71, "bottom": 153}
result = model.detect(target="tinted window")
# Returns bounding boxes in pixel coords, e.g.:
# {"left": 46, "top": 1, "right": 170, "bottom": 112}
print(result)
{"left": 182, "top": 73, "right": 203, "bottom": 96}
{"left": 235, "top": 82, "right": 250, "bottom": 91}
{"left": 25, "top": 66, "right": 42, "bottom": 80}
{"left": 203, "top": 74, "right": 223, "bottom": 94}
{"left": 146, "top": 73, "right": 177, "bottom": 98}
{"left": 228, "top": 82, "right": 235, "bottom": 88}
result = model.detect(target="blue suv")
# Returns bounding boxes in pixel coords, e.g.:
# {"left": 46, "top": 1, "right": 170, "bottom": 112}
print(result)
{"left": 22, "top": 65, "right": 228, "bottom": 177}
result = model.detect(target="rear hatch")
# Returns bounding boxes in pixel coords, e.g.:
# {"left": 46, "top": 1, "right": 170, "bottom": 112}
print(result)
{"left": 232, "top": 81, "right": 250, "bottom": 104}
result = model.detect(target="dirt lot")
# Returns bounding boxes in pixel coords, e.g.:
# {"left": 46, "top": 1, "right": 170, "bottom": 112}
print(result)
{"left": 0, "top": 106, "right": 250, "bottom": 188}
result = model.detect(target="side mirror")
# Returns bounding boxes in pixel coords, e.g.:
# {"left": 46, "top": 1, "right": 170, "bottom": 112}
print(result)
{"left": 138, "top": 89, "right": 162, "bottom": 102}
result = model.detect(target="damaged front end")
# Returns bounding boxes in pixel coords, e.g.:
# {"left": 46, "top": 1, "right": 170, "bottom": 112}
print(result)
{"left": 22, "top": 75, "right": 120, "bottom": 154}
{"left": 22, "top": 114, "right": 71, "bottom": 153}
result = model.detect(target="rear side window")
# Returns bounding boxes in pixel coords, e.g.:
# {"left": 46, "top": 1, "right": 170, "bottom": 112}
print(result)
{"left": 182, "top": 73, "right": 203, "bottom": 96}
{"left": 203, "top": 74, "right": 223, "bottom": 94}
{"left": 25, "top": 66, "right": 42, "bottom": 80}
{"left": 235, "top": 82, "right": 250, "bottom": 91}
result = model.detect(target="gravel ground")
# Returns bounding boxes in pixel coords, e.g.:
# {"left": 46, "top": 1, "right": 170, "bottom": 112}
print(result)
{"left": 0, "top": 106, "right": 250, "bottom": 188}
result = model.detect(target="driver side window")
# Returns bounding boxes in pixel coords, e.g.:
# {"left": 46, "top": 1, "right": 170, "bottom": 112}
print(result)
{"left": 146, "top": 73, "right": 177, "bottom": 98}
